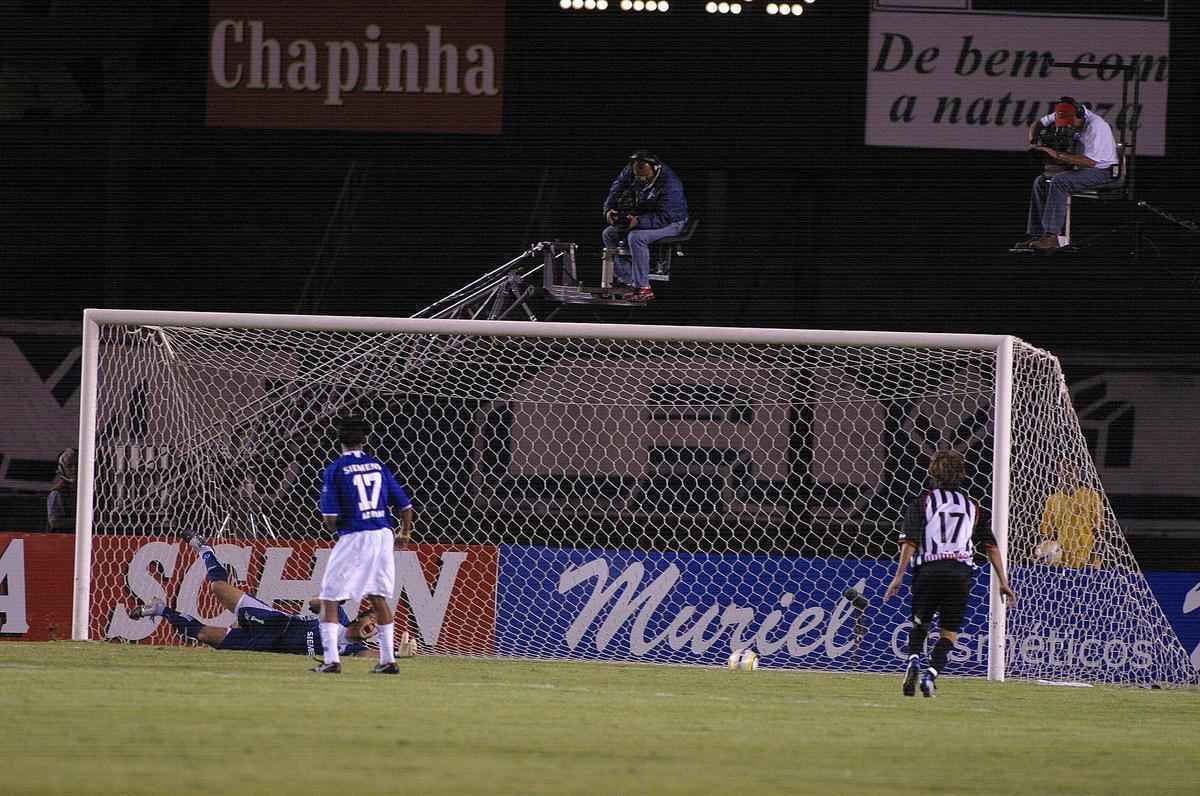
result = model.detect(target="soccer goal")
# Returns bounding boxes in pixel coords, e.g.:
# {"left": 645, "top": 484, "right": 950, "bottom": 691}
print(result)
{"left": 73, "top": 309, "right": 1198, "bottom": 685}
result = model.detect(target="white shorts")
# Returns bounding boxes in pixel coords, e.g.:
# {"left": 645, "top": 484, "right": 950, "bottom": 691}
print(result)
{"left": 234, "top": 593, "right": 271, "bottom": 613}
{"left": 319, "top": 528, "right": 395, "bottom": 603}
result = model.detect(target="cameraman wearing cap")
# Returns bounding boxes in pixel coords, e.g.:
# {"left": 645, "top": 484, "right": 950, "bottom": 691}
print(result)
{"left": 602, "top": 151, "right": 688, "bottom": 302}
{"left": 1017, "top": 97, "right": 1118, "bottom": 253}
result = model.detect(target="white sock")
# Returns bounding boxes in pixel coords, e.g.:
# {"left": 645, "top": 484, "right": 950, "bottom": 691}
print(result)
{"left": 377, "top": 623, "right": 396, "bottom": 665}
{"left": 320, "top": 622, "right": 341, "bottom": 665}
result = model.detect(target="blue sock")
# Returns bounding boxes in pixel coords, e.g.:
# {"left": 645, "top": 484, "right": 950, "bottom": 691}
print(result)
{"left": 161, "top": 607, "right": 204, "bottom": 641}
{"left": 199, "top": 548, "right": 228, "bottom": 583}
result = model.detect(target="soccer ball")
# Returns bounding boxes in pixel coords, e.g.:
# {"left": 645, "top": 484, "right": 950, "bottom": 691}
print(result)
{"left": 1035, "top": 539, "right": 1063, "bottom": 565}
{"left": 727, "top": 649, "right": 759, "bottom": 671}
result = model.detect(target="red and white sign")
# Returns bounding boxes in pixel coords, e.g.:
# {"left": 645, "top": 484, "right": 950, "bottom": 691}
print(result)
{"left": 93, "top": 537, "right": 498, "bottom": 654}
{"left": 0, "top": 534, "right": 75, "bottom": 640}
{"left": 206, "top": 1, "right": 505, "bottom": 134}
{"left": 0, "top": 533, "right": 497, "bottom": 653}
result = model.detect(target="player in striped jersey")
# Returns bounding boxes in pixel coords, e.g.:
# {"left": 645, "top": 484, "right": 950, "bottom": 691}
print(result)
{"left": 884, "top": 450, "right": 1016, "bottom": 697}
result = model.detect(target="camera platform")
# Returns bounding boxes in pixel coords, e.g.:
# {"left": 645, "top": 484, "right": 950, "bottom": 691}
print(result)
{"left": 540, "top": 242, "right": 651, "bottom": 306}
{"left": 545, "top": 284, "right": 645, "bottom": 306}
{"left": 410, "top": 240, "right": 654, "bottom": 321}
{"left": 1008, "top": 237, "right": 1076, "bottom": 256}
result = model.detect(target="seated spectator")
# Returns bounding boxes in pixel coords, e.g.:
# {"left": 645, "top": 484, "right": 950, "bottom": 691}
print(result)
{"left": 47, "top": 447, "right": 77, "bottom": 532}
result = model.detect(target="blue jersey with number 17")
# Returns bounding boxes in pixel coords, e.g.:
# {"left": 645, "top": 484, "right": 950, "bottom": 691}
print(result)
{"left": 319, "top": 450, "right": 412, "bottom": 536}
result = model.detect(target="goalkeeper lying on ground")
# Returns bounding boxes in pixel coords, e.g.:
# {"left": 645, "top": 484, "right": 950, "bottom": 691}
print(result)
{"left": 131, "top": 532, "right": 377, "bottom": 658}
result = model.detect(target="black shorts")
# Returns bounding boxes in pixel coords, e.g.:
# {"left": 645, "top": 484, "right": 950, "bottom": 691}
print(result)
{"left": 911, "top": 560, "right": 973, "bottom": 633}
{"left": 218, "top": 605, "right": 293, "bottom": 653}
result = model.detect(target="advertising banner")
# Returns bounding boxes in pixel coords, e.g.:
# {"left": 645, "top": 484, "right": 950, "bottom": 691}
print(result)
{"left": 1147, "top": 571, "right": 1200, "bottom": 671}
{"left": 866, "top": 2, "right": 1169, "bottom": 155}
{"left": 206, "top": 1, "right": 505, "bottom": 134}
{"left": 5, "top": 532, "right": 1197, "bottom": 680}
{"left": 498, "top": 543, "right": 1196, "bottom": 680}
{"left": 0, "top": 533, "right": 75, "bottom": 640}
{"left": 85, "top": 537, "right": 497, "bottom": 654}
{"left": 497, "top": 544, "right": 991, "bottom": 673}
{"left": 1, "top": 533, "right": 497, "bottom": 652}
{"left": 1067, "top": 371, "right": 1200, "bottom": 500}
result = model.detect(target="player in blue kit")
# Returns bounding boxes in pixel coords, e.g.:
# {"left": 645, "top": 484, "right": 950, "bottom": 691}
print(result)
{"left": 312, "top": 414, "right": 414, "bottom": 675}
{"left": 130, "top": 533, "right": 378, "bottom": 657}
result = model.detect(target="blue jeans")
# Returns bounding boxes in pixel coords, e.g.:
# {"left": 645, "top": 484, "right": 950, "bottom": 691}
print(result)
{"left": 1026, "top": 168, "right": 1115, "bottom": 236}
{"left": 602, "top": 219, "right": 687, "bottom": 288}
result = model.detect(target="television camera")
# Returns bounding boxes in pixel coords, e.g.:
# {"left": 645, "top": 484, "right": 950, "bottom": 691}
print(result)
{"left": 1031, "top": 123, "right": 1078, "bottom": 170}
{"left": 609, "top": 186, "right": 640, "bottom": 230}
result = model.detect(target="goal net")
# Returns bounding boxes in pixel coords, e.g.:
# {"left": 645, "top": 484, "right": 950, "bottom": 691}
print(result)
{"left": 74, "top": 310, "right": 1198, "bottom": 685}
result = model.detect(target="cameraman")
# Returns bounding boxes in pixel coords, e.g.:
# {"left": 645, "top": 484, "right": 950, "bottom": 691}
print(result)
{"left": 1017, "top": 97, "right": 1118, "bottom": 253}
{"left": 602, "top": 151, "right": 688, "bottom": 302}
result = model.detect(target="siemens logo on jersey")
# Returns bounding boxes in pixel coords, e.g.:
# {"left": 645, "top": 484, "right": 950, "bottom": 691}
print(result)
{"left": 342, "top": 462, "right": 382, "bottom": 475}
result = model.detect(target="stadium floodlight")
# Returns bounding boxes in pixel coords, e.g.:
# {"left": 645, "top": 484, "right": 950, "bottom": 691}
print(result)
{"left": 560, "top": 0, "right": 571, "bottom": 8}
{"left": 705, "top": 1, "right": 717, "bottom": 12}
{"left": 718, "top": 2, "right": 729, "bottom": 13}
{"left": 766, "top": 2, "right": 777, "bottom": 12}
{"left": 72, "top": 308, "right": 1200, "bottom": 688}
{"left": 731, "top": 3, "right": 741, "bottom": 13}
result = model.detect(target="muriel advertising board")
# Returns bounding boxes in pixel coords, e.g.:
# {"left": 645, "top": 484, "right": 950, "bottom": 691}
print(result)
{"left": 206, "top": 1, "right": 505, "bottom": 134}
{"left": 497, "top": 544, "right": 991, "bottom": 673}
{"left": 496, "top": 544, "right": 1176, "bottom": 681}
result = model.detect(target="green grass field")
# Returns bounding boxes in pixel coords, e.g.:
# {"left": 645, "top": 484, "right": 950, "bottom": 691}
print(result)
{"left": 2, "top": 642, "right": 1198, "bottom": 795}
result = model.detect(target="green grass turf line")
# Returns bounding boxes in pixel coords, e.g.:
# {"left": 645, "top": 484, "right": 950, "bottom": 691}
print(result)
{"left": 2, "top": 642, "right": 1198, "bottom": 795}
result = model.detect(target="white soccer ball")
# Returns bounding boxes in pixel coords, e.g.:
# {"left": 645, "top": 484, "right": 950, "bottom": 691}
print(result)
{"left": 1035, "top": 539, "right": 1063, "bottom": 565}
{"left": 727, "top": 649, "right": 759, "bottom": 671}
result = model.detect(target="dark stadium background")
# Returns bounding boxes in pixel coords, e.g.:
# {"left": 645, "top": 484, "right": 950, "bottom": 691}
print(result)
{"left": 1, "top": 2, "right": 1197, "bottom": 563}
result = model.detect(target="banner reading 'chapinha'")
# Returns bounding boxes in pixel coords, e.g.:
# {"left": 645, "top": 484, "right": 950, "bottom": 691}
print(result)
{"left": 206, "top": 1, "right": 505, "bottom": 134}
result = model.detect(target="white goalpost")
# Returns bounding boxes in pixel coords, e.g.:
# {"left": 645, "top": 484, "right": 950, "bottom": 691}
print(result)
{"left": 72, "top": 309, "right": 1198, "bottom": 686}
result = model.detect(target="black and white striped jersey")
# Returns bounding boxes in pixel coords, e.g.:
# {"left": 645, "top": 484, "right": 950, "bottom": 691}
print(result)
{"left": 899, "top": 488, "right": 997, "bottom": 567}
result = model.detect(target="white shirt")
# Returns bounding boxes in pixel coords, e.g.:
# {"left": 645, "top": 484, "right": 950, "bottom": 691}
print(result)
{"left": 1039, "top": 107, "right": 1118, "bottom": 169}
